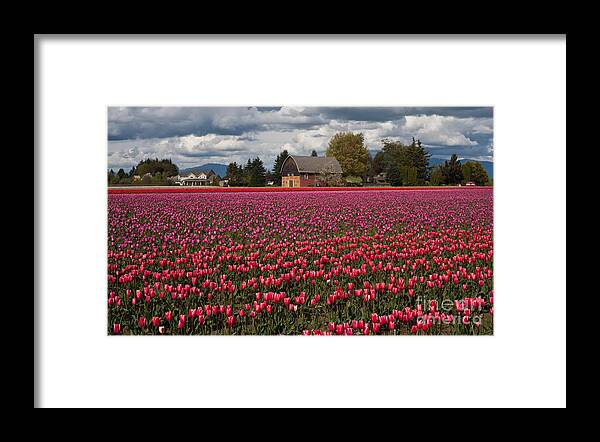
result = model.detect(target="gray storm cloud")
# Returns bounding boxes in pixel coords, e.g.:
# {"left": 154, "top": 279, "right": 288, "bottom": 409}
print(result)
{"left": 107, "top": 107, "right": 493, "bottom": 170}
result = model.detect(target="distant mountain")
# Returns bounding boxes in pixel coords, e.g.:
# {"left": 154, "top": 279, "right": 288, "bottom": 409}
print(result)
{"left": 179, "top": 163, "right": 228, "bottom": 178}
{"left": 368, "top": 149, "right": 493, "bottom": 178}
{"left": 429, "top": 157, "right": 493, "bottom": 178}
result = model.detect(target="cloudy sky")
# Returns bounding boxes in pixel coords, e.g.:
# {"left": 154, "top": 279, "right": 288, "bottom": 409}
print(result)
{"left": 107, "top": 107, "right": 493, "bottom": 171}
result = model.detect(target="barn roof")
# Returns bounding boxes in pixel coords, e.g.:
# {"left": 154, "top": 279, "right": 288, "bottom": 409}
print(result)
{"left": 283, "top": 156, "right": 343, "bottom": 174}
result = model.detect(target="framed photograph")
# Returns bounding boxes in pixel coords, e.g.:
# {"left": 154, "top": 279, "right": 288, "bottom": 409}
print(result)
{"left": 107, "top": 106, "right": 494, "bottom": 336}
{"left": 35, "top": 35, "right": 566, "bottom": 408}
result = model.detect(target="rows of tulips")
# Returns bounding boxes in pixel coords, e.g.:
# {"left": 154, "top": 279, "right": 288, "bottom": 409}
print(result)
{"left": 108, "top": 189, "right": 493, "bottom": 335}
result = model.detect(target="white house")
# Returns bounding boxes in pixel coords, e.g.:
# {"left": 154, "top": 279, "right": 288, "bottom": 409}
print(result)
{"left": 173, "top": 170, "right": 220, "bottom": 186}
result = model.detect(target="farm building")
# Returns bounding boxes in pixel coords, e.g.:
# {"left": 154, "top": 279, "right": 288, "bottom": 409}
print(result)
{"left": 280, "top": 155, "right": 343, "bottom": 187}
{"left": 173, "top": 170, "right": 221, "bottom": 186}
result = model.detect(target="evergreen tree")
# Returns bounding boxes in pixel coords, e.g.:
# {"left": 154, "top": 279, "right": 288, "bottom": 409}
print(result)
{"left": 408, "top": 138, "right": 431, "bottom": 183}
{"left": 440, "top": 154, "right": 463, "bottom": 185}
{"left": 226, "top": 162, "right": 244, "bottom": 186}
{"left": 272, "top": 150, "right": 289, "bottom": 186}
{"left": 107, "top": 169, "right": 116, "bottom": 185}
{"left": 387, "top": 162, "right": 402, "bottom": 186}
{"left": 380, "top": 138, "right": 430, "bottom": 186}
{"left": 247, "top": 157, "right": 267, "bottom": 187}
{"left": 311, "top": 150, "right": 318, "bottom": 157}
{"left": 244, "top": 159, "right": 253, "bottom": 186}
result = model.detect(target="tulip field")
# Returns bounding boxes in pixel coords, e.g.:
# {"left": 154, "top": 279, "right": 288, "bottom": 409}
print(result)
{"left": 108, "top": 188, "right": 493, "bottom": 335}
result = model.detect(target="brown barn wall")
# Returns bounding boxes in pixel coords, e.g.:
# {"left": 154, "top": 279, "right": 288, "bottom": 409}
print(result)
{"left": 300, "top": 174, "right": 317, "bottom": 187}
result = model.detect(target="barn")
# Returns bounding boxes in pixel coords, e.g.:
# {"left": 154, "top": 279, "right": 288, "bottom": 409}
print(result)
{"left": 280, "top": 155, "right": 343, "bottom": 187}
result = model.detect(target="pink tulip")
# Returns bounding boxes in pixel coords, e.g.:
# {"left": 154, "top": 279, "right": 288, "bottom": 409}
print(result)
{"left": 107, "top": 188, "right": 493, "bottom": 336}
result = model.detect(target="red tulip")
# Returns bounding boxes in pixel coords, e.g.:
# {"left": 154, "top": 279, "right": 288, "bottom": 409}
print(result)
{"left": 138, "top": 316, "right": 147, "bottom": 328}
{"left": 113, "top": 323, "right": 121, "bottom": 334}
{"left": 107, "top": 188, "right": 493, "bottom": 336}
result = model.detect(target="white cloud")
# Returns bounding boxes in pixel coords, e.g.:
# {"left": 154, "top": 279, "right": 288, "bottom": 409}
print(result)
{"left": 107, "top": 109, "right": 494, "bottom": 170}
{"left": 402, "top": 115, "right": 492, "bottom": 146}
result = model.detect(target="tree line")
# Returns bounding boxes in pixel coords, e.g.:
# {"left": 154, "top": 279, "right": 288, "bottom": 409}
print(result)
{"left": 225, "top": 157, "right": 269, "bottom": 187}
{"left": 107, "top": 158, "right": 179, "bottom": 186}
{"left": 108, "top": 135, "right": 491, "bottom": 187}
{"left": 327, "top": 132, "right": 491, "bottom": 186}
{"left": 224, "top": 132, "right": 490, "bottom": 187}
